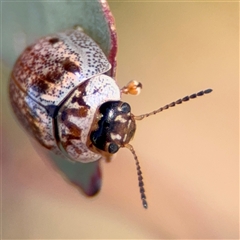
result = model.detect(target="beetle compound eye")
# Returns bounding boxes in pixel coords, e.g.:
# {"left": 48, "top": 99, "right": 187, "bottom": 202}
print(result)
{"left": 121, "top": 102, "right": 131, "bottom": 113}
{"left": 108, "top": 143, "right": 119, "bottom": 154}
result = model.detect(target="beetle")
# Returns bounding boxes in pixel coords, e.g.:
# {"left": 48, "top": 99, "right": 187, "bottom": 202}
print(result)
{"left": 9, "top": 27, "right": 212, "bottom": 209}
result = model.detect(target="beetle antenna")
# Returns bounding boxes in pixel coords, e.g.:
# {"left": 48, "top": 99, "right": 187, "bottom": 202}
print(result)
{"left": 134, "top": 88, "right": 212, "bottom": 120}
{"left": 125, "top": 143, "right": 148, "bottom": 209}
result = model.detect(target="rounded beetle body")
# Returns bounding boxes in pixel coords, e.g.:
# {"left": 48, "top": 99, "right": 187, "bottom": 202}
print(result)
{"left": 9, "top": 27, "right": 212, "bottom": 209}
{"left": 9, "top": 28, "right": 121, "bottom": 163}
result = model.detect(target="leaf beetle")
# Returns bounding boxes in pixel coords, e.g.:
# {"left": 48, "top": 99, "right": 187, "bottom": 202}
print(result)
{"left": 9, "top": 27, "right": 212, "bottom": 209}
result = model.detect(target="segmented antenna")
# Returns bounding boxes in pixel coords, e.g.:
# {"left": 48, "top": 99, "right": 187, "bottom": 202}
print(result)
{"left": 124, "top": 88, "right": 212, "bottom": 209}
{"left": 134, "top": 89, "right": 212, "bottom": 120}
{"left": 125, "top": 144, "right": 148, "bottom": 209}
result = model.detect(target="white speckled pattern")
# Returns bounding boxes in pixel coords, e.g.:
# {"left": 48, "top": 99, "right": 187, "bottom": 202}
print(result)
{"left": 12, "top": 29, "right": 111, "bottom": 106}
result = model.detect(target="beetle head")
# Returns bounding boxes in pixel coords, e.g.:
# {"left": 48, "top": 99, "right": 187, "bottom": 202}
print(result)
{"left": 90, "top": 101, "right": 136, "bottom": 154}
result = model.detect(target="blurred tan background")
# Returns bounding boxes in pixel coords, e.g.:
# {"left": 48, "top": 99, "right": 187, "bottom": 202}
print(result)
{"left": 2, "top": 1, "right": 238, "bottom": 239}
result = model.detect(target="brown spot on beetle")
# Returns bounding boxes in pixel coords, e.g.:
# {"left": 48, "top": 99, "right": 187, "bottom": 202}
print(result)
{"left": 70, "top": 80, "right": 91, "bottom": 109}
{"left": 25, "top": 45, "right": 33, "bottom": 52}
{"left": 61, "top": 107, "right": 89, "bottom": 121}
{"left": 78, "top": 107, "right": 89, "bottom": 117}
{"left": 65, "top": 121, "right": 82, "bottom": 137}
{"left": 77, "top": 98, "right": 90, "bottom": 109}
{"left": 32, "top": 78, "right": 49, "bottom": 93}
{"left": 72, "top": 145, "right": 83, "bottom": 155}
{"left": 49, "top": 38, "right": 60, "bottom": 44}
{"left": 45, "top": 70, "right": 63, "bottom": 83}
{"left": 63, "top": 58, "right": 80, "bottom": 73}
{"left": 60, "top": 108, "right": 83, "bottom": 137}
{"left": 61, "top": 133, "right": 83, "bottom": 155}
